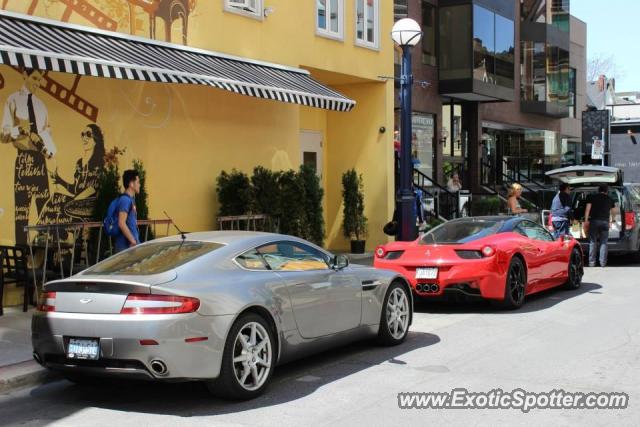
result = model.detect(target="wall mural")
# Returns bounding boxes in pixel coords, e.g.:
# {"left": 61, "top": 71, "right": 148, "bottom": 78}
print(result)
{"left": 0, "top": 0, "right": 197, "bottom": 244}
{"left": 2, "top": 0, "right": 197, "bottom": 45}
{"left": 0, "top": 68, "right": 103, "bottom": 244}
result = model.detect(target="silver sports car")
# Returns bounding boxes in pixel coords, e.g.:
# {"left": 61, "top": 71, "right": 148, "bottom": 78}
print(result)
{"left": 32, "top": 232, "right": 413, "bottom": 399}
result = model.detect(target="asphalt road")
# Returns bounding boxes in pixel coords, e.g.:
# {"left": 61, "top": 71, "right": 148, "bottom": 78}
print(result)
{"left": 1, "top": 259, "right": 639, "bottom": 426}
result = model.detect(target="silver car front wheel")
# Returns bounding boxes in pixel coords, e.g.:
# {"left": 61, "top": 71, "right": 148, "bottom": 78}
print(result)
{"left": 377, "top": 282, "right": 411, "bottom": 345}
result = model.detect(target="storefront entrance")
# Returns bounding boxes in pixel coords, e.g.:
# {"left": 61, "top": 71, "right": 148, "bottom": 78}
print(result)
{"left": 442, "top": 101, "right": 466, "bottom": 186}
{"left": 481, "top": 124, "right": 565, "bottom": 187}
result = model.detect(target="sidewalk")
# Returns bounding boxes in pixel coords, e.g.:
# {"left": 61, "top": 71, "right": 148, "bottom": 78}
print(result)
{"left": 0, "top": 307, "right": 54, "bottom": 393}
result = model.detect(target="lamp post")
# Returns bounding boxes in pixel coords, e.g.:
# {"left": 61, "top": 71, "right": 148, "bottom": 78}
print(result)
{"left": 392, "top": 18, "right": 423, "bottom": 241}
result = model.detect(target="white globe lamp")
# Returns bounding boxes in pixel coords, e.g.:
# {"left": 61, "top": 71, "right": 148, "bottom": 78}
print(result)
{"left": 391, "top": 18, "right": 423, "bottom": 47}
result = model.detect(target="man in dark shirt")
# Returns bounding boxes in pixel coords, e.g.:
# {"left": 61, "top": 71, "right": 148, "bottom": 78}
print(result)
{"left": 584, "top": 184, "right": 616, "bottom": 267}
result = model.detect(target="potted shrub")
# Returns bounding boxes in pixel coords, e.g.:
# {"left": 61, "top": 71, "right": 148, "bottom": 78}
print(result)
{"left": 342, "top": 169, "right": 368, "bottom": 254}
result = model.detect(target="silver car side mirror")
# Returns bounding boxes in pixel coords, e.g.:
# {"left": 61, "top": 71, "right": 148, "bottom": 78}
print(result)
{"left": 333, "top": 255, "right": 349, "bottom": 270}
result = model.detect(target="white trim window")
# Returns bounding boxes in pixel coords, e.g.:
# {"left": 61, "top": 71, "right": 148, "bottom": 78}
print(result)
{"left": 355, "top": 0, "right": 379, "bottom": 49}
{"left": 224, "top": 0, "right": 263, "bottom": 19}
{"left": 316, "top": 0, "right": 344, "bottom": 40}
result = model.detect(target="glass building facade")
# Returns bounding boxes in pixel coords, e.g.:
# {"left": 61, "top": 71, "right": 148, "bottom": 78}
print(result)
{"left": 438, "top": 0, "right": 515, "bottom": 101}
{"left": 519, "top": 0, "right": 571, "bottom": 117}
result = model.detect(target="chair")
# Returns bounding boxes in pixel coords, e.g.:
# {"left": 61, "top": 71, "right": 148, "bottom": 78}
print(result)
{"left": 0, "top": 245, "right": 35, "bottom": 312}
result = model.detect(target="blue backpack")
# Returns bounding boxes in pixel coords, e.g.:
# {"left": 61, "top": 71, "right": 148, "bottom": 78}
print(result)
{"left": 103, "top": 195, "right": 129, "bottom": 237}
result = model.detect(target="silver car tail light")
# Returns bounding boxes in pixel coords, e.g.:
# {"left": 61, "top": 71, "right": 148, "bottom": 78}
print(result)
{"left": 120, "top": 294, "right": 200, "bottom": 314}
{"left": 37, "top": 291, "right": 56, "bottom": 312}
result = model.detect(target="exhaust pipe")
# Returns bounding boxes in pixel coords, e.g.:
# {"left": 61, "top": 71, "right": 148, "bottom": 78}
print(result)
{"left": 33, "top": 352, "right": 43, "bottom": 365}
{"left": 150, "top": 359, "right": 168, "bottom": 376}
{"left": 416, "top": 284, "right": 423, "bottom": 292}
{"left": 430, "top": 284, "right": 440, "bottom": 293}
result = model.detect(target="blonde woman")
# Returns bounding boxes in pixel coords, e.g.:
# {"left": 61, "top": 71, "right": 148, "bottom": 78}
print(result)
{"left": 507, "top": 183, "right": 528, "bottom": 215}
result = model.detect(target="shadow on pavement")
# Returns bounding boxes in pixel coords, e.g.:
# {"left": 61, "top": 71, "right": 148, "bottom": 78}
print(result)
{"left": 1, "top": 331, "right": 439, "bottom": 423}
{"left": 414, "top": 282, "right": 603, "bottom": 315}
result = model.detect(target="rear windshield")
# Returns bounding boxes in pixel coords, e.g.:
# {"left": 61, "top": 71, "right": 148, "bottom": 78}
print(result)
{"left": 84, "top": 241, "right": 223, "bottom": 275}
{"left": 421, "top": 219, "right": 504, "bottom": 244}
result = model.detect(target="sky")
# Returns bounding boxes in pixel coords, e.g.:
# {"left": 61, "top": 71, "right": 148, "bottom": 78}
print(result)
{"left": 571, "top": 0, "right": 640, "bottom": 92}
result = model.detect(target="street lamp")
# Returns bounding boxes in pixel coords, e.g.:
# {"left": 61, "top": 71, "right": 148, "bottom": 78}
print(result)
{"left": 392, "top": 18, "right": 423, "bottom": 241}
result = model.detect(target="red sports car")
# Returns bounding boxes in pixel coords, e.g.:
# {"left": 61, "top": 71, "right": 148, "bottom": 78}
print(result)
{"left": 374, "top": 216, "right": 584, "bottom": 309}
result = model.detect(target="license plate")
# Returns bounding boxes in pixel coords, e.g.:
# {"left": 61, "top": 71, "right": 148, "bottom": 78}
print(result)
{"left": 67, "top": 338, "right": 100, "bottom": 360}
{"left": 416, "top": 267, "right": 438, "bottom": 280}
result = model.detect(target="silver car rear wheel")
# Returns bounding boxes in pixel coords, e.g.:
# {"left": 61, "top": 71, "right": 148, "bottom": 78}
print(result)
{"left": 232, "top": 321, "right": 272, "bottom": 392}
{"left": 207, "top": 313, "right": 275, "bottom": 400}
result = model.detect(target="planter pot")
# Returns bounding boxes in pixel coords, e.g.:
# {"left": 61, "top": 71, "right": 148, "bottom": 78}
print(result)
{"left": 350, "top": 240, "right": 366, "bottom": 254}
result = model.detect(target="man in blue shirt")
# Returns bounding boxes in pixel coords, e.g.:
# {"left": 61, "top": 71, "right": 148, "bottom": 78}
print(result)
{"left": 115, "top": 169, "right": 140, "bottom": 252}
{"left": 550, "top": 183, "right": 573, "bottom": 239}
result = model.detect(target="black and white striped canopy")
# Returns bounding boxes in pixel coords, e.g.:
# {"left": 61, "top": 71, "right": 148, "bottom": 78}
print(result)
{"left": 0, "top": 11, "right": 356, "bottom": 112}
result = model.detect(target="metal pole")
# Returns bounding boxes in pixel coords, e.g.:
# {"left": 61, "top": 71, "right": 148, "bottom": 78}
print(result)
{"left": 398, "top": 45, "right": 417, "bottom": 241}
{"left": 601, "top": 127, "right": 606, "bottom": 167}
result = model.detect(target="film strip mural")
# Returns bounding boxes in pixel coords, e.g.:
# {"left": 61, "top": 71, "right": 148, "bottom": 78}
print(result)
{"left": 59, "top": 0, "right": 118, "bottom": 31}
{"left": 2, "top": 0, "right": 196, "bottom": 45}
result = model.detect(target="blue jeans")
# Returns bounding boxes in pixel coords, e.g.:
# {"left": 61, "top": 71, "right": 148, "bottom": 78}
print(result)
{"left": 588, "top": 220, "right": 610, "bottom": 267}
{"left": 552, "top": 220, "right": 570, "bottom": 239}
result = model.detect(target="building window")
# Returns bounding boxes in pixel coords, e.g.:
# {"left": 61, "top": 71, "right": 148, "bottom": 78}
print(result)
{"left": 421, "top": 1, "right": 436, "bottom": 66}
{"left": 224, "top": 0, "right": 263, "bottom": 19}
{"left": 521, "top": 0, "right": 570, "bottom": 32}
{"left": 547, "top": 46, "right": 570, "bottom": 105}
{"left": 569, "top": 67, "right": 577, "bottom": 118}
{"left": 473, "top": 5, "right": 495, "bottom": 83}
{"left": 317, "top": 0, "right": 344, "bottom": 40}
{"left": 551, "top": 0, "right": 570, "bottom": 32}
{"left": 394, "top": 0, "right": 408, "bottom": 21}
{"left": 521, "top": 41, "right": 570, "bottom": 113}
{"left": 521, "top": 41, "right": 547, "bottom": 101}
{"left": 521, "top": 0, "right": 549, "bottom": 24}
{"left": 439, "top": 5, "right": 472, "bottom": 80}
{"left": 355, "top": 0, "right": 379, "bottom": 49}
{"left": 472, "top": 5, "right": 514, "bottom": 88}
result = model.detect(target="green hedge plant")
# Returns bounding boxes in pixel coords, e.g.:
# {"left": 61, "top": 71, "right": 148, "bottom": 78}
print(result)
{"left": 342, "top": 169, "right": 367, "bottom": 241}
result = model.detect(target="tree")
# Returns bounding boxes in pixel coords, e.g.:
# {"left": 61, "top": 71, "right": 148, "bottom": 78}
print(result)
{"left": 341, "top": 169, "right": 367, "bottom": 241}
{"left": 587, "top": 53, "right": 625, "bottom": 82}
{"left": 299, "top": 165, "right": 325, "bottom": 246}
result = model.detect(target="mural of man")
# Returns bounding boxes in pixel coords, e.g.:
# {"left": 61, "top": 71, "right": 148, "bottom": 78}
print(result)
{"left": 1, "top": 68, "right": 56, "bottom": 244}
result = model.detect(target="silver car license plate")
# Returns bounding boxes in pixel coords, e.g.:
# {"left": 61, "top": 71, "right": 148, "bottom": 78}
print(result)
{"left": 416, "top": 268, "right": 438, "bottom": 280}
{"left": 67, "top": 338, "right": 100, "bottom": 360}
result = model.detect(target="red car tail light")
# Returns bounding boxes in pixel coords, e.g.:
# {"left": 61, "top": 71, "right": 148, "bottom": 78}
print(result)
{"left": 37, "top": 291, "right": 56, "bottom": 312}
{"left": 625, "top": 212, "right": 636, "bottom": 231}
{"left": 375, "top": 246, "right": 386, "bottom": 258}
{"left": 121, "top": 294, "right": 200, "bottom": 315}
{"left": 481, "top": 246, "right": 496, "bottom": 257}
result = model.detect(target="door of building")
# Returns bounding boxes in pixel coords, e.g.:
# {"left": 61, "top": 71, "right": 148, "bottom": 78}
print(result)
{"left": 300, "top": 130, "right": 323, "bottom": 179}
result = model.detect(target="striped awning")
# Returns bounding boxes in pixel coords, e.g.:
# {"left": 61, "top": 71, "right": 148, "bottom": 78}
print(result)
{"left": 0, "top": 11, "right": 355, "bottom": 112}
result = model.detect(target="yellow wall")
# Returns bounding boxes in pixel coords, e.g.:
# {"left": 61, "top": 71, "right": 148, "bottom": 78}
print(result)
{"left": 0, "top": 0, "right": 395, "bottom": 251}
